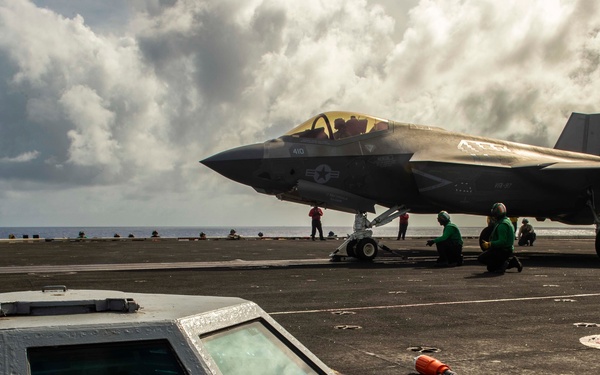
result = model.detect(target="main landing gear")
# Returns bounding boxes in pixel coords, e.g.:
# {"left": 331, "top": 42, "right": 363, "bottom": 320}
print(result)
{"left": 585, "top": 193, "right": 600, "bottom": 257}
{"left": 330, "top": 205, "right": 407, "bottom": 262}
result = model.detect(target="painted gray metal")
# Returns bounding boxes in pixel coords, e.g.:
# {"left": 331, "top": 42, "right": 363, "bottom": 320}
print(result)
{"left": 0, "top": 287, "right": 334, "bottom": 374}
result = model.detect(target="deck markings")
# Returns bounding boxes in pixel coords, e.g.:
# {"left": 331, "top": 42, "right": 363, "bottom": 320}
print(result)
{"left": 269, "top": 293, "right": 600, "bottom": 315}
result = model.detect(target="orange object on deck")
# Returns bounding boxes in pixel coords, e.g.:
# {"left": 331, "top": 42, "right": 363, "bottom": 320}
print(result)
{"left": 414, "top": 354, "right": 456, "bottom": 375}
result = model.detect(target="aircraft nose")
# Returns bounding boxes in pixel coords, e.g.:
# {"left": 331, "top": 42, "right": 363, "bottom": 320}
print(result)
{"left": 201, "top": 143, "right": 266, "bottom": 187}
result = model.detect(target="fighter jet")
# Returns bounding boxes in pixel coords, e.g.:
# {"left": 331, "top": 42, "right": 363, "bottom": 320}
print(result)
{"left": 202, "top": 111, "right": 600, "bottom": 259}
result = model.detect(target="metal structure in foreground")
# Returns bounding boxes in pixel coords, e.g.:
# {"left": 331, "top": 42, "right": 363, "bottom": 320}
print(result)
{"left": 0, "top": 285, "right": 335, "bottom": 374}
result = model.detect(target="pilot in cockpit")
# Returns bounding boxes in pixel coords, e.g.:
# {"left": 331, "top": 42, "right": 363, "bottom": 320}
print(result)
{"left": 333, "top": 118, "right": 349, "bottom": 139}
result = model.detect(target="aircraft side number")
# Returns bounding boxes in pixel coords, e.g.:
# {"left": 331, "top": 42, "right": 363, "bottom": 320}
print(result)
{"left": 290, "top": 145, "right": 307, "bottom": 157}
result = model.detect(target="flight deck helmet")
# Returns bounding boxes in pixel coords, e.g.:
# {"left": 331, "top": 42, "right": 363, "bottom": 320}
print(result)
{"left": 522, "top": 218, "right": 529, "bottom": 224}
{"left": 437, "top": 211, "right": 450, "bottom": 225}
{"left": 491, "top": 202, "right": 507, "bottom": 219}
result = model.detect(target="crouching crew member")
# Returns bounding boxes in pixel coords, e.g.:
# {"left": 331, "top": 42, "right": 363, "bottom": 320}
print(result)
{"left": 426, "top": 211, "right": 464, "bottom": 267}
{"left": 517, "top": 218, "right": 536, "bottom": 246}
{"left": 479, "top": 203, "right": 523, "bottom": 273}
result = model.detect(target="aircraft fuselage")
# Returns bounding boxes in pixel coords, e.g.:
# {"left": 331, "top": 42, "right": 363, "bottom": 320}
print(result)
{"left": 203, "top": 111, "right": 600, "bottom": 225}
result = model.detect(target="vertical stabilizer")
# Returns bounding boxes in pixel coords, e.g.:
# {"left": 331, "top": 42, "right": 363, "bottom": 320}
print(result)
{"left": 554, "top": 113, "right": 600, "bottom": 155}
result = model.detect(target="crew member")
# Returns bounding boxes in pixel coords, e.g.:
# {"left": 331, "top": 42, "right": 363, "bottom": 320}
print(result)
{"left": 479, "top": 203, "right": 523, "bottom": 273}
{"left": 517, "top": 218, "right": 536, "bottom": 246}
{"left": 426, "top": 211, "right": 463, "bottom": 267}
{"left": 309, "top": 205, "right": 325, "bottom": 241}
{"left": 397, "top": 212, "right": 409, "bottom": 240}
{"left": 228, "top": 229, "right": 241, "bottom": 240}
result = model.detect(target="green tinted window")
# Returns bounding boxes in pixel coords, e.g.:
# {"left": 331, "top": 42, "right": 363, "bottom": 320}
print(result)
{"left": 202, "top": 320, "right": 323, "bottom": 375}
{"left": 28, "top": 339, "right": 187, "bottom": 375}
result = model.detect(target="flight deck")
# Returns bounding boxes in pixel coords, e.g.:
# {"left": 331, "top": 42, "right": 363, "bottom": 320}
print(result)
{"left": 1, "top": 236, "right": 599, "bottom": 374}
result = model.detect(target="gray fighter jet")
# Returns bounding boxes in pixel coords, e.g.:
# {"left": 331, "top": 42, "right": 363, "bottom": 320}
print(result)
{"left": 202, "top": 111, "right": 600, "bottom": 259}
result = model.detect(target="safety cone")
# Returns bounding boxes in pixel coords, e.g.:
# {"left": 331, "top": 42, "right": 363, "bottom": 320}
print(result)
{"left": 414, "top": 354, "right": 457, "bottom": 375}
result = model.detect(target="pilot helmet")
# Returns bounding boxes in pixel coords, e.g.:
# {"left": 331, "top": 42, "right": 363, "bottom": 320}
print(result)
{"left": 437, "top": 211, "right": 450, "bottom": 224}
{"left": 491, "top": 202, "right": 507, "bottom": 218}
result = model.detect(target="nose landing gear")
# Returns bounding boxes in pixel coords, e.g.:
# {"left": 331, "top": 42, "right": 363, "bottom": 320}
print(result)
{"left": 330, "top": 205, "right": 407, "bottom": 261}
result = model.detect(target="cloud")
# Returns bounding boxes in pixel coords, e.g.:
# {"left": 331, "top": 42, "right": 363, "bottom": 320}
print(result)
{"left": 0, "top": 150, "right": 39, "bottom": 163}
{"left": 62, "top": 85, "right": 120, "bottom": 168}
{"left": 0, "top": 0, "right": 600, "bottom": 226}
{"left": 378, "top": 0, "right": 600, "bottom": 145}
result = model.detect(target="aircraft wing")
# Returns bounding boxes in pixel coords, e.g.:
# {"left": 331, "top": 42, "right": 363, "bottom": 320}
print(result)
{"left": 407, "top": 150, "right": 600, "bottom": 217}
{"left": 541, "top": 161, "right": 600, "bottom": 170}
{"left": 410, "top": 147, "right": 600, "bottom": 170}
{"left": 409, "top": 145, "right": 521, "bottom": 168}
{"left": 408, "top": 148, "right": 514, "bottom": 168}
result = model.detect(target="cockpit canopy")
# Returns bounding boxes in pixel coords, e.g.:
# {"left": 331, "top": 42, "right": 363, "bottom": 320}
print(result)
{"left": 284, "top": 111, "right": 389, "bottom": 141}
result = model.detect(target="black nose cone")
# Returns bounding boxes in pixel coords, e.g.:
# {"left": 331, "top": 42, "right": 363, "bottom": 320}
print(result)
{"left": 201, "top": 143, "right": 265, "bottom": 186}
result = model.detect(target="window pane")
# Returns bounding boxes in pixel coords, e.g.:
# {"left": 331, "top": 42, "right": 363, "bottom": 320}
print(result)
{"left": 28, "top": 339, "right": 187, "bottom": 375}
{"left": 202, "top": 321, "right": 322, "bottom": 375}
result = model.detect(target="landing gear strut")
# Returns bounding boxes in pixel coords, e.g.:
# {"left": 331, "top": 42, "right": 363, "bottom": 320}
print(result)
{"left": 595, "top": 230, "right": 600, "bottom": 258}
{"left": 586, "top": 190, "right": 600, "bottom": 257}
{"left": 330, "top": 205, "right": 408, "bottom": 261}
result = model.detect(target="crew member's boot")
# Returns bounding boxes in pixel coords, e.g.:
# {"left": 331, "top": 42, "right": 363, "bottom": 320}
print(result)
{"left": 507, "top": 256, "right": 523, "bottom": 272}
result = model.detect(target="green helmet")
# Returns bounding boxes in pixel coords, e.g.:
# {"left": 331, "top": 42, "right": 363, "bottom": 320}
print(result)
{"left": 491, "top": 202, "right": 507, "bottom": 218}
{"left": 437, "top": 211, "right": 450, "bottom": 224}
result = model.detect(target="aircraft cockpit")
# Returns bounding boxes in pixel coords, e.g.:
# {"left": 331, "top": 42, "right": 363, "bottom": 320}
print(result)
{"left": 284, "top": 111, "right": 389, "bottom": 141}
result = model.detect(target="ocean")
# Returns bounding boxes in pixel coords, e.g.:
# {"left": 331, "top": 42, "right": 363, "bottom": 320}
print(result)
{"left": 0, "top": 225, "right": 595, "bottom": 239}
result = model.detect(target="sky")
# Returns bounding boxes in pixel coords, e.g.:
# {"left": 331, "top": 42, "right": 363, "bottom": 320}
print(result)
{"left": 1, "top": 0, "right": 600, "bottom": 228}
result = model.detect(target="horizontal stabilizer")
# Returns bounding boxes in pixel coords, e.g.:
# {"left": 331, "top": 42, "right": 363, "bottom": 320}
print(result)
{"left": 554, "top": 113, "right": 600, "bottom": 155}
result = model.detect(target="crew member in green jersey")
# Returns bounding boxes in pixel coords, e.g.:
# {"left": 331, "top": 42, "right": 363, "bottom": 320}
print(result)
{"left": 426, "top": 211, "right": 464, "bottom": 267}
{"left": 479, "top": 202, "right": 523, "bottom": 273}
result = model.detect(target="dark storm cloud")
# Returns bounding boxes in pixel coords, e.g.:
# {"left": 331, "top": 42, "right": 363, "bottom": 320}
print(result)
{"left": 135, "top": 1, "right": 286, "bottom": 106}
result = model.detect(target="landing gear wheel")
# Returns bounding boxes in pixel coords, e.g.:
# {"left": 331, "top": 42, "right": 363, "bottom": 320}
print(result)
{"left": 479, "top": 226, "right": 493, "bottom": 251}
{"left": 356, "top": 238, "right": 378, "bottom": 261}
{"left": 346, "top": 240, "right": 357, "bottom": 258}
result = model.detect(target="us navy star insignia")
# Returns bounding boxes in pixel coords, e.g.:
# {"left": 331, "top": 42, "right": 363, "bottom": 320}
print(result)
{"left": 306, "top": 164, "right": 340, "bottom": 183}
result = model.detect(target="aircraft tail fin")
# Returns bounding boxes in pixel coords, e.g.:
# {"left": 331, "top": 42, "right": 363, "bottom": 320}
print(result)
{"left": 554, "top": 112, "right": 600, "bottom": 155}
